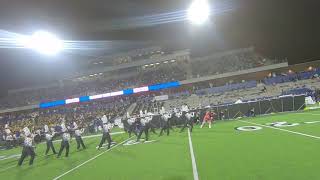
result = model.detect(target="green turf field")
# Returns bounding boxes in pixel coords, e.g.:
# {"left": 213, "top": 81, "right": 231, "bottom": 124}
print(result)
{"left": 2, "top": 110, "right": 320, "bottom": 180}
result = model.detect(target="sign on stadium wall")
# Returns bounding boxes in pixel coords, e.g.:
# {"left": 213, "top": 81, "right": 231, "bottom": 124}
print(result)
{"left": 154, "top": 95, "right": 169, "bottom": 101}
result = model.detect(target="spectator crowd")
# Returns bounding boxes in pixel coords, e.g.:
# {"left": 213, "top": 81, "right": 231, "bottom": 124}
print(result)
{"left": 0, "top": 47, "right": 281, "bottom": 109}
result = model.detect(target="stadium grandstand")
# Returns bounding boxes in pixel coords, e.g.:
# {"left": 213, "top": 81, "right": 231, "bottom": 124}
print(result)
{"left": 0, "top": 47, "right": 283, "bottom": 110}
{"left": 1, "top": 1, "right": 320, "bottom": 180}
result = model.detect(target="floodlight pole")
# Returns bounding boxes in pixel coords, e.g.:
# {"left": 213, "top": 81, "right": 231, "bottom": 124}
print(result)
{"left": 293, "top": 96, "right": 295, "bottom": 111}
{"left": 281, "top": 98, "right": 284, "bottom": 112}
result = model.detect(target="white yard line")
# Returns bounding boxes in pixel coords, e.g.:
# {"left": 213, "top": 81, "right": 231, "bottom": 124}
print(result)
{"left": 52, "top": 137, "right": 133, "bottom": 180}
{"left": 187, "top": 129, "right": 199, "bottom": 180}
{"left": 304, "top": 121, "right": 320, "bottom": 124}
{"left": 295, "top": 112, "right": 320, "bottom": 116}
{"left": 239, "top": 120, "right": 320, "bottom": 140}
{"left": 49, "top": 131, "right": 124, "bottom": 143}
{"left": 304, "top": 113, "right": 320, "bottom": 116}
{"left": 82, "top": 131, "right": 124, "bottom": 139}
{"left": 0, "top": 154, "right": 20, "bottom": 161}
{"left": 0, "top": 165, "right": 16, "bottom": 173}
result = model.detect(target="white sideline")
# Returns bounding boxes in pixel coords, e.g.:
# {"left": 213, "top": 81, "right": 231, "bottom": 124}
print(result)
{"left": 239, "top": 120, "right": 320, "bottom": 140}
{"left": 187, "top": 129, "right": 199, "bottom": 180}
{"left": 52, "top": 137, "right": 133, "bottom": 180}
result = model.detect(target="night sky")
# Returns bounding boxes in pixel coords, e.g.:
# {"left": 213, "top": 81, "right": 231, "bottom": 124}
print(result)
{"left": 0, "top": 0, "right": 319, "bottom": 94}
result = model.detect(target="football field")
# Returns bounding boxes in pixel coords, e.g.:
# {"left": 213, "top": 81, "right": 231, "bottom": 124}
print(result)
{"left": 1, "top": 110, "right": 320, "bottom": 180}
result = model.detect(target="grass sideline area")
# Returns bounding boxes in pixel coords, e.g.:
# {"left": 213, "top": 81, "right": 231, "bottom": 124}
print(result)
{"left": 1, "top": 110, "right": 320, "bottom": 180}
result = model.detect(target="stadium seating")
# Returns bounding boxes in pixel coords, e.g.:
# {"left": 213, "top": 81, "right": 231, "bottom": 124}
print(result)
{"left": 281, "top": 87, "right": 314, "bottom": 96}
{"left": 264, "top": 69, "right": 320, "bottom": 85}
{"left": 191, "top": 47, "right": 284, "bottom": 78}
{"left": 195, "top": 81, "right": 257, "bottom": 95}
{"left": 0, "top": 47, "right": 281, "bottom": 109}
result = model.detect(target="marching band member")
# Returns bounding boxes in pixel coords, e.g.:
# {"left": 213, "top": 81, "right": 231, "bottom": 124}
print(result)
{"left": 159, "top": 112, "right": 172, "bottom": 136}
{"left": 44, "top": 125, "right": 57, "bottom": 155}
{"left": 180, "top": 111, "right": 195, "bottom": 133}
{"left": 75, "top": 127, "right": 86, "bottom": 150}
{"left": 18, "top": 128, "right": 36, "bottom": 166}
{"left": 57, "top": 123, "right": 71, "bottom": 158}
{"left": 97, "top": 122, "right": 114, "bottom": 150}
{"left": 137, "top": 116, "right": 152, "bottom": 142}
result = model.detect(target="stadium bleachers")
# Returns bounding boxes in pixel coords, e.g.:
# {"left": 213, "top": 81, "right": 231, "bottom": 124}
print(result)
{"left": 191, "top": 47, "right": 284, "bottom": 78}
{"left": 0, "top": 47, "right": 281, "bottom": 110}
{"left": 195, "top": 80, "right": 257, "bottom": 95}
{"left": 264, "top": 69, "right": 320, "bottom": 85}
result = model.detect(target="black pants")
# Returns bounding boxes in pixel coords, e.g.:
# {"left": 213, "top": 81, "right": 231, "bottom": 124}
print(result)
{"left": 137, "top": 126, "right": 150, "bottom": 142}
{"left": 159, "top": 122, "right": 170, "bottom": 136}
{"left": 175, "top": 117, "right": 183, "bottom": 127}
{"left": 249, "top": 111, "right": 255, "bottom": 117}
{"left": 45, "top": 140, "right": 56, "bottom": 155}
{"left": 128, "top": 124, "right": 137, "bottom": 137}
{"left": 149, "top": 123, "right": 157, "bottom": 134}
{"left": 172, "top": 116, "right": 178, "bottom": 126}
{"left": 98, "top": 132, "right": 112, "bottom": 149}
{"left": 12, "top": 139, "right": 17, "bottom": 147}
{"left": 18, "top": 146, "right": 35, "bottom": 166}
{"left": 180, "top": 119, "right": 194, "bottom": 133}
{"left": 6, "top": 140, "right": 13, "bottom": 149}
{"left": 76, "top": 136, "right": 86, "bottom": 149}
{"left": 194, "top": 117, "right": 200, "bottom": 124}
{"left": 57, "top": 141, "right": 69, "bottom": 157}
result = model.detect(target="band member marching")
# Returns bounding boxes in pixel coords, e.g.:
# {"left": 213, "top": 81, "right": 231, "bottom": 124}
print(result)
{"left": 175, "top": 111, "right": 183, "bottom": 127}
{"left": 194, "top": 111, "right": 201, "bottom": 125}
{"left": 57, "top": 123, "right": 71, "bottom": 158}
{"left": 18, "top": 127, "right": 36, "bottom": 166}
{"left": 144, "top": 112, "right": 157, "bottom": 135}
{"left": 75, "top": 127, "right": 86, "bottom": 150}
{"left": 97, "top": 122, "right": 114, "bottom": 150}
{"left": 181, "top": 103, "right": 189, "bottom": 118}
{"left": 44, "top": 124, "right": 56, "bottom": 155}
{"left": 136, "top": 115, "right": 152, "bottom": 142}
{"left": 180, "top": 111, "right": 195, "bottom": 133}
{"left": 127, "top": 116, "right": 138, "bottom": 137}
{"left": 159, "top": 112, "right": 172, "bottom": 136}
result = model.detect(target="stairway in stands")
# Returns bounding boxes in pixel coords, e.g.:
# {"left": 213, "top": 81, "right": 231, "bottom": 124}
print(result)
{"left": 125, "top": 102, "right": 137, "bottom": 117}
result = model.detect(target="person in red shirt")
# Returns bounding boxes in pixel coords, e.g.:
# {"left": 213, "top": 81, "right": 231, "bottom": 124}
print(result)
{"left": 201, "top": 110, "right": 215, "bottom": 128}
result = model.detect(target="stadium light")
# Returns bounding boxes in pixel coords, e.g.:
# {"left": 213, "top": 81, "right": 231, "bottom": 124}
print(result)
{"left": 187, "top": 0, "right": 211, "bottom": 25}
{"left": 18, "top": 30, "right": 63, "bottom": 55}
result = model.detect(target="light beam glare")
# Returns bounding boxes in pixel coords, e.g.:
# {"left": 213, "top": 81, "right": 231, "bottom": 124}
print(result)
{"left": 187, "top": 0, "right": 211, "bottom": 25}
{"left": 0, "top": 0, "right": 236, "bottom": 52}
{"left": 96, "top": 0, "right": 235, "bottom": 30}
